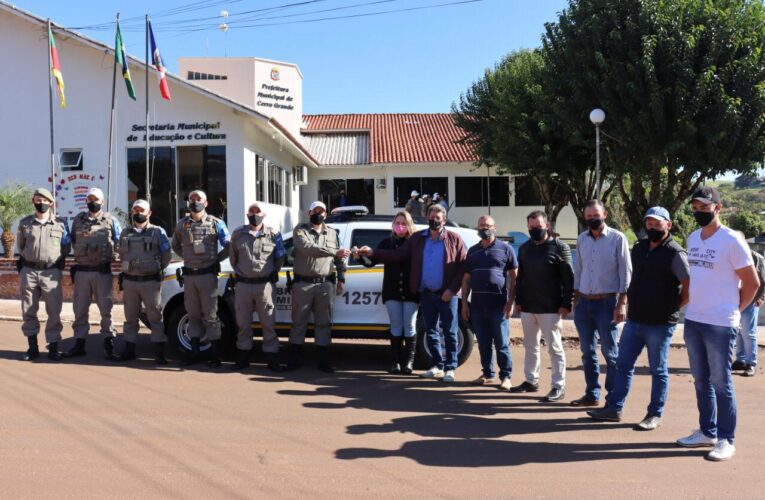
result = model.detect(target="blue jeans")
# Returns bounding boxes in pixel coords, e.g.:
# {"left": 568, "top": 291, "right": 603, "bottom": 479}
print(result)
{"left": 684, "top": 318, "right": 737, "bottom": 443}
{"left": 385, "top": 300, "right": 418, "bottom": 338}
{"left": 420, "top": 291, "right": 459, "bottom": 371}
{"left": 471, "top": 305, "right": 512, "bottom": 379}
{"left": 608, "top": 321, "right": 675, "bottom": 416}
{"left": 736, "top": 303, "right": 759, "bottom": 365}
{"left": 574, "top": 296, "right": 619, "bottom": 402}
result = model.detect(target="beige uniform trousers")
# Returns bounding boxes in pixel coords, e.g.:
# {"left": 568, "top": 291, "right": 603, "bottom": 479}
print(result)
{"left": 122, "top": 278, "right": 166, "bottom": 343}
{"left": 234, "top": 281, "right": 278, "bottom": 352}
{"left": 289, "top": 281, "right": 334, "bottom": 347}
{"left": 183, "top": 273, "right": 221, "bottom": 341}
{"left": 20, "top": 267, "right": 64, "bottom": 343}
{"left": 72, "top": 271, "right": 115, "bottom": 339}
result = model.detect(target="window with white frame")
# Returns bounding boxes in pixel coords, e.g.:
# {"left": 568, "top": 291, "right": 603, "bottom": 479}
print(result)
{"left": 60, "top": 149, "right": 83, "bottom": 171}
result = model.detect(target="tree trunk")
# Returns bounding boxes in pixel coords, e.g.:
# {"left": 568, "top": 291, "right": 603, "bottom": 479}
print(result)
{"left": 1, "top": 230, "right": 15, "bottom": 258}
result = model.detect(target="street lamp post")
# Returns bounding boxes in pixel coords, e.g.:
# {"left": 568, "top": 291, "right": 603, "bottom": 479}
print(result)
{"left": 589, "top": 108, "right": 606, "bottom": 199}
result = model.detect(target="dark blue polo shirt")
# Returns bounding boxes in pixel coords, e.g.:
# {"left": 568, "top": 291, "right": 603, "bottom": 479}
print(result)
{"left": 465, "top": 238, "right": 518, "bottom": 309}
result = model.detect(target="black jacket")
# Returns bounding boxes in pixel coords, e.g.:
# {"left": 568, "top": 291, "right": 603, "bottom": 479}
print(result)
{"left": 627, "top": 237, "right": 685, "bottom": 325}
{"left": 366, "top": 236, "right": 419, "bottom": 303}
{"left": 515, "top": 236, "right": 574, "bottom": 313}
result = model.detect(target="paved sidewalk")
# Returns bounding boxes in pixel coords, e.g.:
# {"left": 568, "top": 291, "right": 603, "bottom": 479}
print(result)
{"left": 1, "top": 299, "right": 763, "bottom": 347}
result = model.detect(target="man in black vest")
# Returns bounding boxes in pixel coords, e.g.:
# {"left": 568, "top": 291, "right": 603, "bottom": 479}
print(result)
{"left": 588, "top": 207, "right": 689, "bottom": 430}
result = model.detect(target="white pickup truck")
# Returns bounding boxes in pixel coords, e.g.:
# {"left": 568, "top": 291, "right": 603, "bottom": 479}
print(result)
{"left": 159, "top": 207, "right": 480, "bottom": 367}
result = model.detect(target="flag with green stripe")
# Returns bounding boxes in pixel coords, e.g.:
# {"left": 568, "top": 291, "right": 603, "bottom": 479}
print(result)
{"left": 115, "top": 24, "right": 136, "bottom": 100}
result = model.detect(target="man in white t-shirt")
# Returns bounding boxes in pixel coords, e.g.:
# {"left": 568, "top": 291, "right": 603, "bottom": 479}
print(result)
{"left": 676, "top": 186, "right": 760, "bottom": 462}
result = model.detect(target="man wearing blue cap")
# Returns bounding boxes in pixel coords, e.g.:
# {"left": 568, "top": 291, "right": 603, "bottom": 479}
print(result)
{"left": 588, "top": 207, "right": 689, "bottom": 431}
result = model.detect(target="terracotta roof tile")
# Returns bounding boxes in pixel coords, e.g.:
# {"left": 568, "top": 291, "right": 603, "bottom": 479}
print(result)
{"left": 301, "top": 113, "right": 477, "bottom": 164}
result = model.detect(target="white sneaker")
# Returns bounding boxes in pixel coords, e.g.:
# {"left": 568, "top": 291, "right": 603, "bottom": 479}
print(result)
{"left": 707, "top": 440, "right": 736, "bottom": 461}
{"left": 676, "top": 429, "right": 718, "bottom": 448}
{"left": 499, "top": 378, "right": 512, "bottom": 391}
{"left": 442, "top": 370, "right": 455, "bottom": 383}
{"left": 421, "top": 367, "right": 444, "bottom": 379}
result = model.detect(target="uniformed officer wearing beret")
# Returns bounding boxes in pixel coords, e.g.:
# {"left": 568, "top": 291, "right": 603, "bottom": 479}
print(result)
{"left": 66, "top": 187, "right": 121, "bottom": 359}
{"left": 16, "top": 188, "right": 70, "bottom": 361}
{"left": 287, "top": 201, "right": 349, "bottom": 373}
{"left": 229, "top": 202, "right": 285, "bottom": 371}
{"left": 171, "top": 189, "right": 231, "bottom": 367}
{"left": 114, "top": 199, "right": 172, "bottom": 364}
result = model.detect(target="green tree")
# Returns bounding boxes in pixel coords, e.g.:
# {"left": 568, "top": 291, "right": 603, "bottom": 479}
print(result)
{"left": 0, "top": 181, "right": 33, "bottom": 257}
{"left": 726, "top": 210, "right": 765, "bottom": 238}
{"left": 542, "top": 0, "right": 765, "bottom": 233}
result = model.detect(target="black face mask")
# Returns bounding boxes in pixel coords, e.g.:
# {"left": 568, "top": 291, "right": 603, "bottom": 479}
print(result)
{"left": 586, "top": 218, "right": 604, "bottom": 231}
{"left": 34, "top": 202, "right": 50, "bottom": 214}
{"left": 429, "top": 219, "right": 444, "bottom": 231}
{"left": 87, "top": 201, "right": 102, "bottom": 213}
{"left": 189, "top": 202, "right": 205, "bottom": 214}
{"left": 248, "top": 214, "right": 264, "bottom": 226}
{"left": 477, "top": 229, "right": 495, "bottom": 240}
{"left": 694, "top": 210, "right": 715, "bottom": 227}
{"left": 132, "top": 213, "right": 148, "bottom": 224}
{"left": 310, "top": 213, "right": 325, "bottom": 225}
{"left": 529, "top": 228, "right": 547, "bottom": 241}
{"left": 646, "top": 228, "right": 666, "bottom": 242}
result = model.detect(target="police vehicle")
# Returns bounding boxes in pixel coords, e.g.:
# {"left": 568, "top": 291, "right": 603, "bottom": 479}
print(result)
{"left": 159, "top": 206, "right": 481, "bottom": 367}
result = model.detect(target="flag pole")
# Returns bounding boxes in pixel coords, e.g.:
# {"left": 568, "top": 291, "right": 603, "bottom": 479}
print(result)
{"left": 106, "top": 13, "right": 120, "bottom": 213}
{"left": 47, "top": 19, "right": 57, "bottom": 212}
{"left": 144, "top": 15, "right": 151, "bottom": 204}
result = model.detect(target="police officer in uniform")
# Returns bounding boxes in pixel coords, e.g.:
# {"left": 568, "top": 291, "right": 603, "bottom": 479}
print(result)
{"left": 171, "top": 190, "right": 230, "bottom": 367}
{"left": 229, "top": 202, "right": 285, "bottom": 371}
{"left": 66, "top": 187, "right": 121, "bottom": 359}
{"left": 287, "top": 201, "right": 349, "bottom": 373}
{"left": 16, "top": 188, "right": 70, "bottom": 361}
{"left": 115, "top": 199, "right": 172, "bottom": 364}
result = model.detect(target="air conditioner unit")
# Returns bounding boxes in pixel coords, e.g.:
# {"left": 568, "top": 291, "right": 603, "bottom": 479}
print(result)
{"left": 375, "top": 178, "right": 387, "bottom": 189}
{"left": 293, "top": 165, "right": 308, "bottom": 185}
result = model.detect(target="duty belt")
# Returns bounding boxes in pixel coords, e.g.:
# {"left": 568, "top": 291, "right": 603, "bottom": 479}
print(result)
{"left": 237, "top": 276, "right": 271, "bottom": 284}
{"left": 293, "top": 273, "right": 336, "bottom": 284}
{"left": 75, "top": 264, "right": 111, "bottom": 273}
{"left": 123, "top": 274, "right": 161, "bottom": 282}
{"left": 22, "top": 261, "right": 57, "bottom": 270}
{"left": 182, "top": 263, "right": 220, "bottom": 275}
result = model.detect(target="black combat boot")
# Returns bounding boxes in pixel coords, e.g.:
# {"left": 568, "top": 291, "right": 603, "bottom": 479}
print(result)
{"left": 181, "top": 338, "right": 201, "bottom": 366}
{"left": 265, "top": 352, "right": 283, "bottom": 372}
{"left": 64, "top": 338, "right": 87, "bottom": 358}
{"left": 21, "top": 335, "right": 39, "bottom": 361}
{"left": 284, "top": 343, "right": 303, "bottom": 371}
{"left": 389, "top": 336, "right": 403, "bottom": 374}
{"left": 402, "top": 336, "right": 416, "bottom": 375}
{"left": 317, "top": 345, "right": 336, "bottom": 374}
{"left": 114, "top": 341, "right": 136, "bottom": 362}
{"left": 230, "top": 349, "right": 250, "bottom": 371}
{"left": 47, "top": 342, "right": 62, "bottom": 361}
{"left": 154, "top": 342, "right": 168, "bottom": 365}
{"left": 207, "top": 340, "right": 221, "bottom": 368}
{"left": 103, "top": 336, "right": 115, "bottom": 360}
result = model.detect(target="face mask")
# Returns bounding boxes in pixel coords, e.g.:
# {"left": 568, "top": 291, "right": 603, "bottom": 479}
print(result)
{"left": 132, "top": 213, "right": 148, "bottom": 224}
{"left": 586, "top": 218, "right": 604, "bottom": 231}
{"left": 248, "top": 214, "right": 264, "bottom": 226}
{"left": 694, "top": 210, "right": 715, "bottom": 227}
{"left": 428, "top": 219, "right": 442, "bottom": 231}
{"left": 310, "top": 213, "right": 325, "bottom": 225}
{"left": 34, "top": 202, "right": 50, "bottom": 214}
{"left": 189, "top": 202, "right": 205, "bottom": 214}
{"left": 646, "top": 228, "right": 666, "bottom": 242}
{"left": 478, "top": 229, "right": 495, "bottom": 240}
{"left": 529, "top": 227, "right": 546, "bottom": 241}
{"left": 87, "top": 201, "right": 102, "bottom": 213}
{"left": 393, "top": 224, "right": 408, "bottom": 236}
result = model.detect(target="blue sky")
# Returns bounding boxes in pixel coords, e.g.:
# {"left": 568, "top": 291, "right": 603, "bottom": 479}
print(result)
{"left": 14, "top": 0, "right": 569, "bottom": 114}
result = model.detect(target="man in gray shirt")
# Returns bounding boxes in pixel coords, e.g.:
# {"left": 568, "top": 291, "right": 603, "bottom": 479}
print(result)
{"left": 572, "top": 199, "right": 632, "bottom": 407}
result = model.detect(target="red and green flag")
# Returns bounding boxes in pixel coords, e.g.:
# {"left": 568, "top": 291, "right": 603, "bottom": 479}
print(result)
{"left": 115, "top": 23, "right": 136, "bottom": 100}
{"left": 48, "top": 25, "right": 65, "bottom": 108}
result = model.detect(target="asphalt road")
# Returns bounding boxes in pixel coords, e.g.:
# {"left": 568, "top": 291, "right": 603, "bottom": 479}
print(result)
{"left": 0, "top": 321, "right": 762, "bottom": 499}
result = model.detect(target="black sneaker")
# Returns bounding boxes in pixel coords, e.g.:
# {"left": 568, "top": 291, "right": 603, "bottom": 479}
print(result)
{"left": 634, "top": 413, "right": 662, "bottom": 431}
{"left": 542, "top": 387, "right": 566, "bottom": 402}
{"left": 731, "top": 360, "right": 747, "bottom": 371}
{"left": 743, "top": 364, "right": 756, "bottom": 377}
{"left": 509, "top": 381, "right": 539, "bottom": 393}
{"left": 586, "top": 407, "right": 622, "bottom": 422}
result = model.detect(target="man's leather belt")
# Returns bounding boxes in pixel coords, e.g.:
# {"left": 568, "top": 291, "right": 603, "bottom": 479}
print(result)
{"left": 182, "top": 263, "right": 219, "bottom": 275}
{"left": 22, "top": 261, "right": 57, "bottom": 270}
{"left": 579, "top": 293, "right": 617, "bottom": 300}
{"left": 237, "top": 276, "right": 270, "bottom": 284}
{"left": 293, "top": 273, "right": 336, "bottom": 284}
